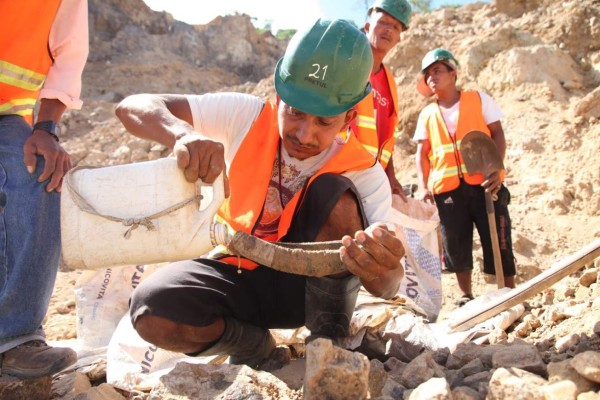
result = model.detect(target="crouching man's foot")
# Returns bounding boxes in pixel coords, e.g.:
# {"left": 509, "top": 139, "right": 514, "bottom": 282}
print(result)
{"left": 0, "top": 340, "right": 77, "bottom": 379}
{"left": 255, "top": 346, "right": 292, "bottom": 372}
{"left": 197, "top": 317, "right": 290, "bottom": 371}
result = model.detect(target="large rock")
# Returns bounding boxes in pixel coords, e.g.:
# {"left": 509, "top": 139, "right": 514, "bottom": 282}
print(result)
{"left": 148, "top": 362, "right": 299, "bottom": 399}
{"left": 487, "top": 367, "right": 547, "bottom": 400}
{"left": 478, "top": 44, "right": 583, "bottom": 100}
{"left": 400, "top": 351, "right": 445, "bottom": 389}
{"left": 0, "top": 375, "right": 51, "bottom": 400}
{"left": 571, "top": 351, "right": 600, "bottom": 383}
{"left": 493, "top": 0, "right": 544, "bottom": 18}
{"left": 408, "top": 377, "right": 452, "bottom": 400}
{"left": 304, "top": 338, "right": 370, "bottom": 400}
{"left": 491, "top": 343, "right": 547, "bottom": 376}
{"left": 85, "top": 0, "right": 285, "bottom": 98}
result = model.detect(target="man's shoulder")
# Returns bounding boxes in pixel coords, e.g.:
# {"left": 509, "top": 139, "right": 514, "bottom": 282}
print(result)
{"left": 187, "top": 92, "right": 265, "bottom": 116}
{"left": 420, "top": 101, "right": 438, "bottom": 116}
{"left": 203, "top": 92, "right": 263, "bottom": 104}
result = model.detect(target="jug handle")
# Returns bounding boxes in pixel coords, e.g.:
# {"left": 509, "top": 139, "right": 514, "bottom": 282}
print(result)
{"left": 195, "top": 172, "right": 225, "bottom": 222}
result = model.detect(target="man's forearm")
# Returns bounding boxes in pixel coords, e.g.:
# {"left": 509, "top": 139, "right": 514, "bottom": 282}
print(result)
{"left": 36, "top": 99, "right": 67, "bottom": 123}
{"left": 115, "top": 94, "right": 192, "bottom": 149}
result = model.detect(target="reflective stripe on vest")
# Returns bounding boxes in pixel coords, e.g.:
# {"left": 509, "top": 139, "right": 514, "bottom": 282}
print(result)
{"left": 379, "top": 150, "right": 392, "bottom": 165}
{"left": 425, "top": 91, "right": 495, "bottom": 194}
{"left": 211, "top": 102, "right": 376, "bottom": 270}
{"left": 355, "top": 114, "right": 376, "bottom": 130}
{"left": 0, "top": 60, "right": 47, "bottom": 91}
{"left": 0, "top": 97, "right": 37, "bottom": 117}
{"left": 352, "top": 65, "right": 399, "bottom": 169}
{"left": 0, "top": 1, "right": 60, "bottom": 123}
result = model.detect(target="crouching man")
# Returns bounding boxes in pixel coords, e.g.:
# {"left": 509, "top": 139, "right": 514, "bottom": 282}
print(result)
{"left": 115, "top": 19, "right": 405, "bottom": 369}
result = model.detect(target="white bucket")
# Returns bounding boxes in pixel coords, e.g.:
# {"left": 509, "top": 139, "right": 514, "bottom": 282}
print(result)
{"left": 61, "top": 157, "right": 226, "bottom": 269}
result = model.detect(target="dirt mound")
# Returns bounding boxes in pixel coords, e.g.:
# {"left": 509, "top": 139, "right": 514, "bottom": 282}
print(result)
{"left": 84, "top": 0, "right": 285, "bottom": 102}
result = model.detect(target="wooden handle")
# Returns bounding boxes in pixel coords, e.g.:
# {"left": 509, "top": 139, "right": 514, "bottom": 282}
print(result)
{"left": 485, "top": 192, "right": 505, "bottom": 289}
{"left": 449, "top": 239, "right": 600, "bottom": 332}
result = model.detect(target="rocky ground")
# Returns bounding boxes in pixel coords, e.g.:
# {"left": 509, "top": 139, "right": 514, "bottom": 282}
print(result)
{"left": 2, "top": 0, "right": 599, "bottom": 399}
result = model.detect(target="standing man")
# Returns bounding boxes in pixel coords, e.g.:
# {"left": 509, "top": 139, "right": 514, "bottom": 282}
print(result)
{"left": 414, "top": 48, "right": 516, "bottom": 307}
{"left": 116, "top": 19, "right": 405, "bottom": 369}
{"left": 352, "top": 0, "right": 412, "bottom": 199}
{"left": 0, "top": 1, "right": 89, "bottom": 378}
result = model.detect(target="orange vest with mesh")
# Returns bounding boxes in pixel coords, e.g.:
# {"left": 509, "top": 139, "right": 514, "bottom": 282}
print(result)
{"left": 424, "top": 90, "right": 503, "bottom": 194}
{"left": 0, "top": 1, "right": 61, "bottom": 124}
{"left": 215, "top": 102, "right": 376, "bottom": 270}
{"left": 353, "top": 65, "right": 399, "bottom": 169}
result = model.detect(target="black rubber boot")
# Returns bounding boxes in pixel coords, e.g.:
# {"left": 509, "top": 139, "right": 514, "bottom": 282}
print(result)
{"left": 192, "top": 317, "right": 275, "bottom": 369}
{"left": 305, "top": 275, "right": 361, "bottom": 345}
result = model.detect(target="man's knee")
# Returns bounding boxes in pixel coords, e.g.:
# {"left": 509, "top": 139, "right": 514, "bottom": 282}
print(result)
{"left": 284, "top": 173, "right": 366, "bottom": 242}
{"left": 134, "top": 314, "right": 174, "bottom": 346}
{"left": 317, "top": 190, "right": 364, "bottom": 240}
{"left": 311, "top": 174, "right": 366, "bottom": 241}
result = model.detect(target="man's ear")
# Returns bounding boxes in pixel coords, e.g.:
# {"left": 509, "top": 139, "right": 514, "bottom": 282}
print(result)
{"left": 450, "top": 69, "right": 458, "bottom": 82}
{"left": 343, "top": 108, "right": 358, "bottom": 128}
{"left": 364, "top": 22, "right": 371, "bottom": 34}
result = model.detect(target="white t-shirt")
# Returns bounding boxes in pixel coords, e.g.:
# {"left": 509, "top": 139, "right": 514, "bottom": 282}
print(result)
{"left": 186, "top": 92, "right": 393, "bottom": 231}
{"left": 413, "top": 91, "right": 504, "bottom": 141}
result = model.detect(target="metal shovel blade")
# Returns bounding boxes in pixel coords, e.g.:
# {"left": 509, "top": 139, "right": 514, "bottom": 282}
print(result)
{"left": 460, "top": 130, "right": 504, "bottom": 177}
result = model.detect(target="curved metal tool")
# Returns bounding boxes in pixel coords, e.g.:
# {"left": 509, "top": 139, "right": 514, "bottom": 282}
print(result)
{"left": 460, "top": 130, "right": 505, "bottom": 289}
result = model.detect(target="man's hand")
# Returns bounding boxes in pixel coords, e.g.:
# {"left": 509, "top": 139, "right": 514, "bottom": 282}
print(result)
{"left": 173, "top": 134, "right": 230, "bottom": 197}
{"left": 482, "top": 170, "right": 502, "bottom": 197}
{"left": 23, "top": 131, "right": 71, "bottom": 192}
{"left": 416, "top": 187, "right": 434, "bottom": 204}
{"left": 340, "top": 224, "right": 405, "bottom": 299}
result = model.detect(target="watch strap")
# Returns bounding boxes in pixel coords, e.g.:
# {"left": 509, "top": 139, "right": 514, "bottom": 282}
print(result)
{"left": 33, "top": 120, "right": 60, "bottom": 142}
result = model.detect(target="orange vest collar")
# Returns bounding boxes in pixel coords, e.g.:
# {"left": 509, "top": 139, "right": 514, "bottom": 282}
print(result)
{"left": 218, "top": 102, "right": 376, "bottom": 240}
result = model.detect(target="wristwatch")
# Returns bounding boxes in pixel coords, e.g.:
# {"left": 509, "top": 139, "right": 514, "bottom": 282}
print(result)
{"left": 33, "top": 120, "right": 60, "bottom": 142}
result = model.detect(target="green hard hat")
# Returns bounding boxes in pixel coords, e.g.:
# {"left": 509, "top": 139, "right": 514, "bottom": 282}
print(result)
{"left": 369, "top": 0, "right": 412, "bottom": 28}
{"left": 274, "top": 19, "right": 373, "bottom": 117}
{"left": 421, "top": 48, "right": 459, "bottom": 73}
{"left": 417, "top": 48, "right": 460, "bottom": 97}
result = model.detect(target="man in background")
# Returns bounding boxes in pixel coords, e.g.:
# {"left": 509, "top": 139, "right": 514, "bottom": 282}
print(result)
{"left": 414, "top": 48, "right": 516, "bottom": 307}
{"left": 352, "top": 0, "right": 412, "bottom": 199}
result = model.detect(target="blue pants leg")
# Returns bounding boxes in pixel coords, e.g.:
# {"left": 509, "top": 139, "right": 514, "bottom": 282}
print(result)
{"left": 0, "top": 116, "right": 61, "bottom": 353}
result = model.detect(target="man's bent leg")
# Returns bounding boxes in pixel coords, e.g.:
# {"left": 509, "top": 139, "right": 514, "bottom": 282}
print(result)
{"left": 129, "top": 259, "right": 294, "bottom": 368}
{"left": 283, "top": 174, "right": 366, "bottom": 345}
{"left": 135, "top": 313, "right": 275, "bottom": 369}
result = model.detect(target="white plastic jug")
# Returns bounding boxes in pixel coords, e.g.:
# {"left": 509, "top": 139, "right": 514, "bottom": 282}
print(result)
{"left": 61, "top": 157, "right": 226, "bottom": 269}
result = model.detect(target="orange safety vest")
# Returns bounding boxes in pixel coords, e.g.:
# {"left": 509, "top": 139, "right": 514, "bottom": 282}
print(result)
{"left": 214, "top": 102, "right": 376, "bottom": 270}
{"left": 0, "top": 1, "right": 60, "bottom": 124}
{"left": 353, "top": 64, "right": 399, "bottom": 169}
{"left": 424, "top": 90, "right": 503, "bottom": 194}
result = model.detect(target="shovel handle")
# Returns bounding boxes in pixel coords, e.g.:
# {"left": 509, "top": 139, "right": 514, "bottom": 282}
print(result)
{"left": 485, "top": 192, "right": 505, "bottom": 289}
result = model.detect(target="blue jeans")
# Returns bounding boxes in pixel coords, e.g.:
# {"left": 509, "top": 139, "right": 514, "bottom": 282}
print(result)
{"left": 0, "top": 116, "right": 61, "bottom": 353}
